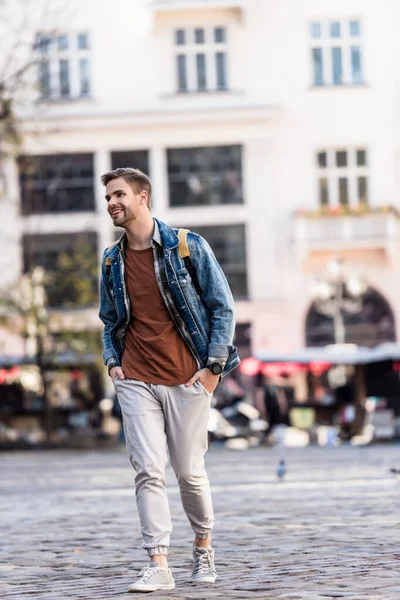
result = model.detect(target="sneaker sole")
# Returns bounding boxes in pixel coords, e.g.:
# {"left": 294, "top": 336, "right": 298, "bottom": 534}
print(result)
{"left": 191, "top": 576, "right": 217, "bottom": 583}
{"left": 128, "top": 582, "right": 175, "bottom": 592}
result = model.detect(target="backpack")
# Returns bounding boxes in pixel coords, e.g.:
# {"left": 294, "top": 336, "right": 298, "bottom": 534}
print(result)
{"left": 104, "top": 229, "right": 202, "bottom": 296}
{"left": 177, "top": 228, "right": 202, "bottom": 296}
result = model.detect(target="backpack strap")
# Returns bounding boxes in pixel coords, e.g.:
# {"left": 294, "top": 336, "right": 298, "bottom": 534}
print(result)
{"left": 104, "top": 241, "right": 118, "bottom": 279}
{"left": 177, "top": 228, "right": 202, "bottom": 297}
{"left": 105, "top": 258, "right": 112, "bottom": 280}
{"left": 178, "top": 229, "right": 190, "bottom": 258}
{"left": 106, "top": 240, "right": 118, "bottom": 253}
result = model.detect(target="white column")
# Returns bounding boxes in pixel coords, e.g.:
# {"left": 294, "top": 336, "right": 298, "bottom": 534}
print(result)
{"left": 0, "top": 157, "right": 22, "bottom": 286}
{"left": 245, "top": 138, "right": 277, "bottom": 301}
{"left": 343, "top": 217, "right": 353, "bottom": 241}
{"left": 294, "top": 217, "right": 308, "bottom": 263}
{"left": 149, "top": 146, "right": 169, "bottom": 221}
{"left": 94, "top": 150, "right": 112, "bottom": 262}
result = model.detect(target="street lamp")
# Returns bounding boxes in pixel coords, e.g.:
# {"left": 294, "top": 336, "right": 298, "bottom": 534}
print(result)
{"left": 311, "top": 258, "right": 367, "bottom": 345}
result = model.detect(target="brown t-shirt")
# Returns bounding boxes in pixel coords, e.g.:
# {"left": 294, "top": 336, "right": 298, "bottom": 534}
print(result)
{"left": 121, "top": 246, "right": 197, "bottom": 385}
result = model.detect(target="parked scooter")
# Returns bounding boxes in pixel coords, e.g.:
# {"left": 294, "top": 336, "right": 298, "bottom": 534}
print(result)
{"left": 208, "top": 377, "right": 268, "bottom": 448}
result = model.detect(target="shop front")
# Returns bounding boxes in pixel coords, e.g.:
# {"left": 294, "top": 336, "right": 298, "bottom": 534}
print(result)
{"left": 240, "top": 343, "right": 400, "bottom": 443}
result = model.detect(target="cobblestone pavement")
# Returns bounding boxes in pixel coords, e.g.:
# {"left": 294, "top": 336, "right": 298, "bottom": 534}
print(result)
{"left": 1, "top": 444, "right": 399, "bottom": 600}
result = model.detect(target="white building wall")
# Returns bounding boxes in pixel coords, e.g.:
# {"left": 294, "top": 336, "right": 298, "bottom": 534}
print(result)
{"left": 1, "top": 0, "right": 400, "bottom": 355}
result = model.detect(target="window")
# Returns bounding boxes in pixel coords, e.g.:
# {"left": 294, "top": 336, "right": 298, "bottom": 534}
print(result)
{"left": 36, "top": 32, "right": 91, "bottom": 99}
{"left": 111, "top": 150, "right": 150, "bottom": 175}
{"left": 167, "top": 145, "right": 243, "bottom": 207}
{"left": 310, "top": 19, "right": 364, "bottom": 86}
{"left": 19, "top": 153, "right": 95, "bottom": 215}
{"left": 174, "top": 27, "right": 228, "bottom": 93}
{"left": 316, "top": 148, "right": 368, "bottom": 207}
{"left": 177, "top": 55, "right": 188, "bottom": 92}
{"left": 77, "top": 33, "right": 89, "bottom": 50}
{"left": 22, "top": 233, "right": 98, "bottom": 307}
{"left": 176, "top": 29, "right": 185, "bottom": 45}
{"left": 79, "top": 59, "right": 90, "bottom": 96}
{"left": 39, "top": 60, "right": 51, "bottom": 97}
{"left": 188, "top": 224, "right": 248, "bottom": 299}
{"left": 195, "top": 28, "right": 205, "bottom": 44}
{"left": 59, "top": 59, "right": 70, "bottom": 96}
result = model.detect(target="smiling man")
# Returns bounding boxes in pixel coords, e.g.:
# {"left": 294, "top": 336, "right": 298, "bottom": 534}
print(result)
{"left": 99, "top": 167, "right": 239, "bottom": 593}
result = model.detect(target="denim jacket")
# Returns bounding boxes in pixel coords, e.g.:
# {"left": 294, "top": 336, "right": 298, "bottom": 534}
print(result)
{"left": 99, "top": 218, "right": 240, "bottom": 379}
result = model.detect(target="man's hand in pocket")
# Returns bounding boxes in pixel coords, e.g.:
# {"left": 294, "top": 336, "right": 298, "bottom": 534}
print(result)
{"left": 185, "top": 368, "right": 219, "bottom": 394}
{"left": 110, "top": 366, "right": 125, "bottom": 382}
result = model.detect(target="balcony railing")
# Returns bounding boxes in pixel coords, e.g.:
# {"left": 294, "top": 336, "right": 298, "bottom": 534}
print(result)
{"left": 293, "top": 209, "right": 400, "bottom": 258}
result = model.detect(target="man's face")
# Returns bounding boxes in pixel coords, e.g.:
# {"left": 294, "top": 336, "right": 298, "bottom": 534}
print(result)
{"left": 105, "top": 177, "right": 145, "bottom": 228}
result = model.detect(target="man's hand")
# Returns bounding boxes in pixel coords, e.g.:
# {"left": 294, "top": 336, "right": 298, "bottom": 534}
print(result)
{"left": 186, "top": 368, "right": 219, "bottom": 395}
{"left": 110, "top": 366, "right": 125, "bottom": 382}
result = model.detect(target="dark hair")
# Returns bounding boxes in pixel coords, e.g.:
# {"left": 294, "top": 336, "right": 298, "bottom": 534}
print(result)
{"left": 101, "top": 167, "right": 152, "bottom": 209}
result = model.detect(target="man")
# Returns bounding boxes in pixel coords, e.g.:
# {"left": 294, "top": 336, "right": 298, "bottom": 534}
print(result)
{"left": 99, "top": 168, "right": 239, "bottom": 593}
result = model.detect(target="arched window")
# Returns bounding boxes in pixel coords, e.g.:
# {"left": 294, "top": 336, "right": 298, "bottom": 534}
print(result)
{"left": 305, "top": 288, "right": 396, "bottom": 347}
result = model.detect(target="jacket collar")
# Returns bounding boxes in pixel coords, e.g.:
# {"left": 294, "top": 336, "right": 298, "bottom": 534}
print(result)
{"left": 153, "top": 218, "right": 180, "bottom": 249}
{"left": 105, "top": 218, "right": 179, "bottom": 257}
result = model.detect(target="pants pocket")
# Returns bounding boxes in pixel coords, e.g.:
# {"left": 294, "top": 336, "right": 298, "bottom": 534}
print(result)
{"left": 196, "top": 380, "right": 213, "bottom": 398}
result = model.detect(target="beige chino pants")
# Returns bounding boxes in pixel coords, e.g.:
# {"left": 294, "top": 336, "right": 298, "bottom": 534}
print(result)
{"left": 113, "top": 377, "right": 215, "bottom": 556}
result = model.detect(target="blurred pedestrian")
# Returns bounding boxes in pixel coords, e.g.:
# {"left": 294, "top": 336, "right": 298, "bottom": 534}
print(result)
{"left": 99, "top": 168, "right": 239, "bottom": 593}
{"left": 255, "top": 374, "right": 285, "bottom": 444}
{"left": 263, "top": 382, "right": 282, "bottom": 442}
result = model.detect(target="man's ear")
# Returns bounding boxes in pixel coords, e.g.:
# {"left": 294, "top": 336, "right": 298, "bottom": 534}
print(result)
{"left": 140, "top": 191, "right": 148, "bottom": 205}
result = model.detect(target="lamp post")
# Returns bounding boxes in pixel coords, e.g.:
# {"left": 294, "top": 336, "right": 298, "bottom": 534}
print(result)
{"left": 311, "top": 259, "right": 367, "bottom": 345}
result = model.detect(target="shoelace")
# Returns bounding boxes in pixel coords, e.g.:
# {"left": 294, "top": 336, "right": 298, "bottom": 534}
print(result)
{"left": 137, "top": 567, "right": 157, "bottom": 583}
{"left": 193, "top": 551, "right": 214, "bottom": 576}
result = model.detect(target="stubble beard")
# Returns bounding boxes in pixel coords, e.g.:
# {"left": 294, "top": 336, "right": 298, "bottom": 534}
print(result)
{"left": 112, "top": 206, "right": 137, "bottom": 229}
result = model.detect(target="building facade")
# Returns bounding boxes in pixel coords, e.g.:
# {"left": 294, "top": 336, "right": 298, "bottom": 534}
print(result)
{"left": 2, "top": 0, "right": 400, "bottom": 358}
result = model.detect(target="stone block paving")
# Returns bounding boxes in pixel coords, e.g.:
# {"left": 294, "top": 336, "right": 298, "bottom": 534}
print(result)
{"left": 1, "top": 444, "right": 399, "bottom": 599}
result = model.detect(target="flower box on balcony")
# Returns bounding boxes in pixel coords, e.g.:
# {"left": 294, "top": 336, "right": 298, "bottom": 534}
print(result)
{"left": 293, "top": 206, "right": 400, "bottom": 260}
{"left": 294, "top": 205, "right": 399, "bottom": 219}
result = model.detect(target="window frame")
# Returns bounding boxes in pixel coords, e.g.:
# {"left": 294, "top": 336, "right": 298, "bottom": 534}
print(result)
{"left": 316, "top": 147, "right": 369, "bottom": 207}
{"left": 22, "top": 232, "right": 98, "bottom": 308}
{"left": 173, "top": 26, "right": 228, "bottom": 93}
{"left": 19, "top": 153, "right": 95, "bottom": 215}
{"left": 167, "top": 144, "right": 244, "bottom": 208}
{"left": 183, "top": 223, "right": 248, "bottom": 300}
{"left": 309, "top": 18, "right": 364, "bottom": 86}
{"left": 36, "top": 31, "right": 91, "bottom": 100}
{"left": 110, "top": 150, "right": 150, "bottom": 175}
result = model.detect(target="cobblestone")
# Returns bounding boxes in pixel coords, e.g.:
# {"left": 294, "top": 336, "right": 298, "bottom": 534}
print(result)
{"left": 1, "top": 444, "right": 399, "bottom": 599}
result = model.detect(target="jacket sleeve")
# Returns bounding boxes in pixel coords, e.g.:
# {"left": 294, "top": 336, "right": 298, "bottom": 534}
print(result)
{"left": 99, "top": 251, "right": 119, "bottom": 370}
{"left": 188, "top": 234, "right": 236, "bottom": 361}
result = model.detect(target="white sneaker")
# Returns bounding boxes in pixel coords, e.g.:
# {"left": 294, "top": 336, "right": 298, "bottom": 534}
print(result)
{"left": 191, "top": 547, "right": 217, "bottom": 583}
{"left": 128, "top": 563, "right": 175, "bottom": 593}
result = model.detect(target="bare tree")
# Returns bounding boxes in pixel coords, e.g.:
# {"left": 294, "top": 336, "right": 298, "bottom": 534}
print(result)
{"left": 0, "top": 0, "right": 82, "bottom": 440}
{"left": 0, "top": 0, "right": 75, "bottom": 192}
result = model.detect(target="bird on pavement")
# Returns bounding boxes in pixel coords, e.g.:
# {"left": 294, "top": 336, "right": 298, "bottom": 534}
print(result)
{"left": 389, "top": 468, "right": 400, "bottom": 482}
{"left": 276, "top": 459, "right": 286, "bottom": 481}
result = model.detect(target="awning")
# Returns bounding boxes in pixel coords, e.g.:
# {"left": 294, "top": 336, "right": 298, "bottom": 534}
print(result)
{"left": 254, "top": 342, "right": 400, "bottom": 366}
